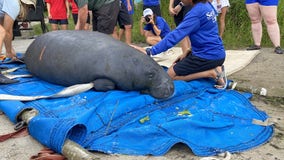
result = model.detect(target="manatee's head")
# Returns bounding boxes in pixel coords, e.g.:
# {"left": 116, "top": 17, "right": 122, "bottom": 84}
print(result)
{"left": 141, "top": 65, "right": 174, "bottom": 99}
{"left": 122, "top": 46, "right": 174, "bottom": 99}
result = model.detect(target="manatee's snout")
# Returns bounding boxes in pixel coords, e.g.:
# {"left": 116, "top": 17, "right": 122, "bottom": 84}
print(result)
{"left": 150, "top": 78, "right": 174, "bottom": 99}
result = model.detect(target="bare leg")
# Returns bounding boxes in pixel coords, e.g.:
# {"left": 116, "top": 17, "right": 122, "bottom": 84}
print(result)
{"left": 50, "top": 23, "right": 58, "bottom": 31}
{"left": 167, "top": 65, "right": 225, "bottom": 85}
{"left": 3, "top": 14, "right": 16, "bottom": 58}
{"left": 118, "top": 28, "right": 124, "bottom": 40}
{"left": 246, "top": 3, "right": 262, "bottom": 46}
{"left": 61, "top": 24, "right": 68, "bottom": 30}
{"left": 260, "top": 5, "right": 280, "bottom": 47}
{"left": 218, "top": 6, "right": 228, "bottom": 38}
{"left": 124, "top": 25, "right": 132, "bottom": 45}
{"left": 180, "top": 36, "right": 191, "bottom": 54}
{"left": 146, "top": 36, "right": 161, "bottom": 46}
{"left": 0, "top": 25, "right": 6, "bottom": 54}
{"left": 112, "top": 26, "right": 119, "bottom": 40}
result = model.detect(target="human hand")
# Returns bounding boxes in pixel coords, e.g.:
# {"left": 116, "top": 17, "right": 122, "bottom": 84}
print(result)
{"left": 169, "top": 7, "right": 176, "bottom": 16}
{"left": 140, "top": 16, "right": 146, "bottom": 24}
{"left": 173, "top": 49, "right": 191, "bottom": 64}
{"left": 173, "top": 4, "right": 182, "bottom": 15}
{"left": 129, "top": 44, "right": 147, "bottom": 54}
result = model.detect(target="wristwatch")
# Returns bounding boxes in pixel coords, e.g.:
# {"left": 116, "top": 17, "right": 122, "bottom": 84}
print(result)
{"left": 179, "top": 2, "right": 184, "bottom": 7}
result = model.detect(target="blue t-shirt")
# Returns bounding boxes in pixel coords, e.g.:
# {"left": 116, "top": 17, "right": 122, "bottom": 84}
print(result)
{"left": 121, "top": 0, "right": 134, "bottom": 15}
{"left": 143, "top": 16, "right": 171, "bottom": 38}
{"left": 151, "top": 2, "right": 225, "bottom": 60}
{"left": 143, "top": 0, "right": 159, "bottom": 6}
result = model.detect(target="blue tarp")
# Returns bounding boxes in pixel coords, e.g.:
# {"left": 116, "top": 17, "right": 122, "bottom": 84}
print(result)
{"left": 0, "top": 62, "right": 273, "bottom": 156}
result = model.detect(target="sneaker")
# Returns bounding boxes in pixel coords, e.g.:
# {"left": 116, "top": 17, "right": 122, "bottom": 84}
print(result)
{"left": 274, "top": 46, "right": 283, "bottom": 54}
{"left": 247, "top": 45, "right": 261, "bottom": 50}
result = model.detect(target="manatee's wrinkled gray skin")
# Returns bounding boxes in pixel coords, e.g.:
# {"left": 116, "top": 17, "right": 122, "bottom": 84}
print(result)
{"left": 24, "top": 30, "right": 174, "bottom": 99}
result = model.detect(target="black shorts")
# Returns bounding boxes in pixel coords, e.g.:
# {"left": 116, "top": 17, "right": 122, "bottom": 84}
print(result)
{"left": 117, "top": 2, "right": 133, "bottom": 28}
{"left": 173, "top": 54, "right": 225, "bottom": 76}
{"left": 143, "top": 5, "right": 161, "bottom": 16}
{"left": 173, "top": 0, "right": 192, "bottom": 26}
{"left": 92, "top": 0, "right": 120, "bottom": 34}
{"left": 49, "top": 19, "right": 68, "bottom": 25}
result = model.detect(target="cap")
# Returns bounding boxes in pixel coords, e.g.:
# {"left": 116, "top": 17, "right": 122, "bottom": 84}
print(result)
{"left": 20, "top": 0, "right": 37, "bottom": 8}
{"left": 143, "top": 8, "right": 153, "bottom": 17}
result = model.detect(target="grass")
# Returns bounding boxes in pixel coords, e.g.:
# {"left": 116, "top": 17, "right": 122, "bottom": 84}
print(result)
{"left": 33, "top": 0, "right": 284, "bottom": 48}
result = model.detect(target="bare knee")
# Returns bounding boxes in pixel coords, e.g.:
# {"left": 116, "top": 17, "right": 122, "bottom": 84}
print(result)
{"left": 167, "top": 67, "right": 176, "bottom": 80}
{"left": 265, "top": 17, "right": 277, "bottom": 26}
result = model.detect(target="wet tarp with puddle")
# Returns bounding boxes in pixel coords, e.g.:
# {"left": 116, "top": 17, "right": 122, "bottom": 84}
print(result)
{"left": 0, "top": 63, "right": 273, "bottom": 156}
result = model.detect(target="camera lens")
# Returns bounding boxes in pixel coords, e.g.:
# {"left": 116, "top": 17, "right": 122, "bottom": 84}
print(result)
{"left": 145, "top": 16, "right": 150, "bottom": 23}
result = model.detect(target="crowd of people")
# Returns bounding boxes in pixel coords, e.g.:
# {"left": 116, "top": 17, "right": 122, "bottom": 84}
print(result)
{"left": 0, "top": 0, "right": 283, "bottom": 89}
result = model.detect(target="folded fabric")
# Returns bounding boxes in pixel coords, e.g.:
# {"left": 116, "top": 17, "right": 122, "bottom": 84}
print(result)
{"left": 0, "top": 62, "right": 273, "bottom": 157}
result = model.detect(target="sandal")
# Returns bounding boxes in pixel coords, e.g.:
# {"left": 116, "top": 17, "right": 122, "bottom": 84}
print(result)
{"left": 1, "top": 53, "right": 24, "bottom": 64}
{"left": 247, "top": 45, "right": 261, "bottom": 51}
{"left": 214, "top": 65, "right": 227, "bottom": 90}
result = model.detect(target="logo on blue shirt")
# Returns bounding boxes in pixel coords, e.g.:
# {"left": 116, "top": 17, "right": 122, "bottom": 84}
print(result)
{"left": 206, "top": 10, "right": 217, "bottom": 23}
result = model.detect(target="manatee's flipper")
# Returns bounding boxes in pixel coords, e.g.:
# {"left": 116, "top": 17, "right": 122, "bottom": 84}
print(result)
{"left": 93, "top": 79, "right": 115, "bottom": 91}
{"left": 0, "top": 74, "right": 19, "bottom": 84}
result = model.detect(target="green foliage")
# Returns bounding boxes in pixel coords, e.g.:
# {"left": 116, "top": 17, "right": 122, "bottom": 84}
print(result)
{"left": 33, "top": 0, "right": 284, "bottom": 48}
{"left": 132, "top": 0, "right": 284, "bottom": 48}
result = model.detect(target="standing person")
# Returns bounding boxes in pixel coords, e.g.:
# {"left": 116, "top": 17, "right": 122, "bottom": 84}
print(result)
{"left": 0, "top": 0, "right": 35, "bottom": 60}
{"left": 46, "top": 0, "right": 70, "bottom": 31}
{"left": 75, "top": 0, "right": 119, "bottom": 35}
{"left": 246, "top": 0, "right": 283, "bottom": 54}
{"left": 169, "top": 0, "right": 192, "bottom": 54}
{"left": 68, "top": 0, "right": 90, "bottom": 30}
{"left": 142, "top": 0, "right": 161, "bottom": 16}
{"left": 210, "top": 0, "right": 230, "bottom": 38}
{"left": 112, "top": 0, "right": 133, "bottom": 44}
{"left": 140, "top": 8, "right": 170, "bottom": 46}
{"left": 135, "top": 0, "right": 227, "bottom": 89}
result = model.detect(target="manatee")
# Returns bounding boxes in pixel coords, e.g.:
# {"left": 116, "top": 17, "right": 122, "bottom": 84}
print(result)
{"left": 24, "top": 30, "right": 174, "bottom": 99}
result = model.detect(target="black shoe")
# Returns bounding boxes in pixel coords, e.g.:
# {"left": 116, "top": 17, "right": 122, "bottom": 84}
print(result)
{"left": 274, "top": 46, "right": 283, "bottom": 54}
{"left": 247, "top": 45, "right": 261, "bottom": 50}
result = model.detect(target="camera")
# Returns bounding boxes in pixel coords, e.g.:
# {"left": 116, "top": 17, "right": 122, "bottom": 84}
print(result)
{"left": 144, "top": 16, "right": 151, "bottom": 23}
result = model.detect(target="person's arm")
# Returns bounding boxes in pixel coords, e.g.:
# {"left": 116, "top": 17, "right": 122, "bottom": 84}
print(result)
{"left": 150, "top": 17, "right": 161, "bottom": 36}
{"left": 151, "top": 15, "right": 199, "bottom": 55}
{"left": 139, "top": 16, "right": 145, "bottom": 36}
{"left": 168, "top": 0, "right": 176, "bottom": 16}
{"left": 126, "top": 0, "right": 132, "bottom": 12}
{"left": 173, "top": 1, "right": 183, "bottom": 15}
{"left": 46, "top": 2, "right": 52, "bottom": 19}
{"left": 75, "top": 3, "right": 88, "bottom": 30}
{"left": 65, "top": 0, "right": 70, "bottom": 18}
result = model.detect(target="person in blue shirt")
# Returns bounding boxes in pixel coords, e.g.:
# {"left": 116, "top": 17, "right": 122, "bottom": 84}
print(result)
{"left": 142, "top": 0, "right": 161, "bottom": 16}
{"left": 139, "top": 8, "right": 171, "bottom": 46}
{"left": 144, "top": 0, "right": 227, "bottom": 89}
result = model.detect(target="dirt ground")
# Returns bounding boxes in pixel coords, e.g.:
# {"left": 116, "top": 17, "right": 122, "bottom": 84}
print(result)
{"left": 0, "top": 47, "right": 284, "bottom": 160}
